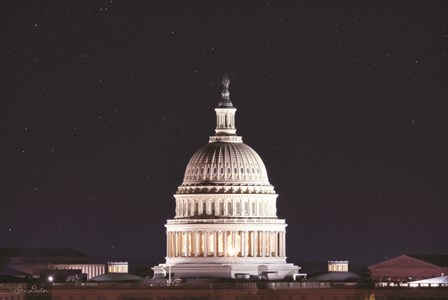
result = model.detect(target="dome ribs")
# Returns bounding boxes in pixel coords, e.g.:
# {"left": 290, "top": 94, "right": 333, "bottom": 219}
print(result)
{"left": 181, "top": 141, "right": 271, "bottom": 187}
{"left": 179, "top": 138, "right": 271, "bottom": 196}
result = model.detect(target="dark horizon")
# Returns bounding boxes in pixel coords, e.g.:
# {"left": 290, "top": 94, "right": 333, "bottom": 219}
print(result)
{"left": 1, "top": 1, "right": 447, "bottom": 270}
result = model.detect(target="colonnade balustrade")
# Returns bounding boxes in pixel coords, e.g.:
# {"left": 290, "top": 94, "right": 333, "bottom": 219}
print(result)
{"left": 166, "top": 230, "right": 286, "bottom": 258}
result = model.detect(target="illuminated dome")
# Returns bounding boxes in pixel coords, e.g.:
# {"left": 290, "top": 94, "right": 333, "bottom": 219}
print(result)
{"left": 182, "top": 141, "right": 270, "bottom": 185}
{"left": 152, "top": 74, "right": 301, "bottom": 281}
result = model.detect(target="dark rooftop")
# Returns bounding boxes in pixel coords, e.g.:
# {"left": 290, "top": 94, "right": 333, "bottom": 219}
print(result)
{"left": 409, "top": 255, "right": 448, "bottom": 267}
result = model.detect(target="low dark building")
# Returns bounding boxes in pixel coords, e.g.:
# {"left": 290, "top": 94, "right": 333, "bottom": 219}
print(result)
{"left": 369, "top": 254, "right": 448, "bottom": 281}
{"left": 0, "top": 248, "right": 105, "bottom": 281}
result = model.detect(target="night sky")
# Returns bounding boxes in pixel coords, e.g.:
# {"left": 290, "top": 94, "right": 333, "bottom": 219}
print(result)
{"left": 1, "top": 1, "right": 447, "bottom": 269}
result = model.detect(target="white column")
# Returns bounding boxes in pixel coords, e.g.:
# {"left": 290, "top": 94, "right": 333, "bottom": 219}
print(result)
{"left": 274, "top": 231, "right": 279, "bottom": 256}
{"left": 170, "top": 232, "right": 174, "bottom": 257}
{"left": 208, "top": 231, "right": 212, "bottom": 256}
{"left": 182, "top": 231, "right": 188, "bottom": 256}
{"left": 266, "top": 231, "right": 271, "bottom": 257}
{"left": 224, "top": 231, "right": 228, "bottom": 253}
{"left": 278, "top": 232, "right": 282, "bottom": 257}
{"left": 214, "top": 231, "right": 218, "bottom": 257}
{"left": 191, "top": 231, "right": 195, "bottom": 256}
{"left": 166, "top": 232, "right": 169, "bottom": 257}
{"left": 267, "top": 231, "right": 270, "bottom": 256}
{"left": 278, "top": 232, "right": 283, "bottom": 257}
{"left": 181, "top": 232, "right": 184, "bottom": 256}
{"left": 250, "top": 231, "right": 254, "bottom": 257}
{"left": 204, "top": 231, "right": 208, "bottom": 257}
{"left": 262, "top": 231, "right": 266, "bottom": 257}
{"left": 194, "top": 231, "right": 198, "bottom": 256}
{"left": 256, "top": 231, "right": 260, "bottom": 257}
{"left": 177, "top": 232, "right": 181, "bottom": 257}
{"left": 174, "top": 231, "right": 179, "bottom": 256}
{"left": 283, "top": 231, "right": 286, "bottom": 257}
{"left": 172, "top": 232, "right": 175, "bottom": 257}
{"left": 242, "top": 231, "right": 247, "bottom": 257}
{"left": 231, "top": 231, "right": 236, "bottom": 251}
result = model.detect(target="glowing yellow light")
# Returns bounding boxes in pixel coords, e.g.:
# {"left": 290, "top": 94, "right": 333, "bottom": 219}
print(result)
{"left": 227, "top": 246, "right": 236, "bottom": 257}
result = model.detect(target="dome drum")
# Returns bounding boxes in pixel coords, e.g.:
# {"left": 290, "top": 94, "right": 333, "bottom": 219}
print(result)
{"left": 174, "top": 194, "right": 278, "bottom": 218}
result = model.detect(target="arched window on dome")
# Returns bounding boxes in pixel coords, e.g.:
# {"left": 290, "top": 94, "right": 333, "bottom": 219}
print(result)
{"left": 244, "top": 202, "right": 249, "bottom": 215}
{"left": 236, "top": 202, "right": 240, "bottom": 215}
{"left": 252, "top": 202, "right": 256, "bottom": 216}
{"left": 227, "top": 202, "right": 233, "bottom": 215}
{"left": 219, "top": 202, "right": 223, "bottom": 216}
{"left": 194, "top": 202, "right": 199, "bottom": 216}
{"left": 203, "top": 202, "right": 207, "bottom": 215}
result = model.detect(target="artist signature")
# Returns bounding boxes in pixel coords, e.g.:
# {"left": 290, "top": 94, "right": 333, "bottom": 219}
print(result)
{"left": 11, "top": 285, "right": 49, "bottom": 294}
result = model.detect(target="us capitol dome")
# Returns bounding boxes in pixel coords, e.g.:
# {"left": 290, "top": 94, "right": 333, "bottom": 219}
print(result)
{"left": 152, "top": 75, "right": 301, "bottom": 280}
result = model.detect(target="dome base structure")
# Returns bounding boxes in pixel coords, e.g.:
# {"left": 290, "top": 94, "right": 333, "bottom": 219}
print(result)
{"left": 153, "top": 262, "right": 300, "bottom": 280}
{"left": 151, "top": 75, "right": 302, "bottom": 281}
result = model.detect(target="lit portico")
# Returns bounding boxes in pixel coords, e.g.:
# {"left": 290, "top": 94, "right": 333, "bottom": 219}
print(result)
{"left": 152, "top": 75, "right": 300, "bottom": 280}
{"left": 165, "top": 220, "right": 287, "bottom": 262}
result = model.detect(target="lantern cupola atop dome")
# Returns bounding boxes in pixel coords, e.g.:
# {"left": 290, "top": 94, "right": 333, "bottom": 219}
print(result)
{"left": 211, "top": 74, "right": 241, "bottom": 143}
